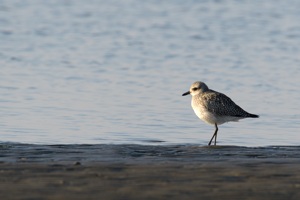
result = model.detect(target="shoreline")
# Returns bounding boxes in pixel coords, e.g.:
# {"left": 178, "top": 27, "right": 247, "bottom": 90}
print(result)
{"left": 1, "top": 143, "right": 300, "bottom": 164}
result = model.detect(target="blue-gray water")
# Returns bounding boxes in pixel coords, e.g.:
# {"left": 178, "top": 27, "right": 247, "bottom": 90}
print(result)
{"left": 0, "top": 0, "right": 299, "bottom": 146}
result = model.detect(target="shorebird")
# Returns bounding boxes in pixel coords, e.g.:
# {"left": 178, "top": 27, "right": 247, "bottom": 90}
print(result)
{"left": 182, "top": 81, "right": 259, "bottom": 146}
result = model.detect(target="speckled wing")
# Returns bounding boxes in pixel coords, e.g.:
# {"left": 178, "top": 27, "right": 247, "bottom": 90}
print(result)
{"left": 202, "top": 90, "right": 251, "bottom": 117}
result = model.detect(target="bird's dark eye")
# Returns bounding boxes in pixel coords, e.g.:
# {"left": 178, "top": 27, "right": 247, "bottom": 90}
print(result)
{"left": 192, "top": 87, "right": 198, "bottom": 91}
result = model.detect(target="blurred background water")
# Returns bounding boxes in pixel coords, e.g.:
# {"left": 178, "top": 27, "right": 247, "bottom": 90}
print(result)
{"left": 0, "top": 0, "right": 299, "bottom": 146}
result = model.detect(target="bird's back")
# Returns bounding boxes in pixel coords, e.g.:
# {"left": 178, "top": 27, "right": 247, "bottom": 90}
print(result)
{"left": 196, "top": 89, "right": 256, "bottom": 118}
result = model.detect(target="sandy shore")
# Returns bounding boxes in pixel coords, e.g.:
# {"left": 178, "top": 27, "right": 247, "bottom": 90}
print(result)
{"left": 1, "top": 144, "right": 300, "bottom": 199}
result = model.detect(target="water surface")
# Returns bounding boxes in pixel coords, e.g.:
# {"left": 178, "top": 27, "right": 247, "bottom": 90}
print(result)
{"left": 0, "top": 0, "right": 299, "bottom": 146}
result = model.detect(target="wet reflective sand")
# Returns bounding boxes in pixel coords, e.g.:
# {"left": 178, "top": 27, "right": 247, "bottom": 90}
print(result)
{"left": 1, "top": 144, "right": 300, "bottom": 199}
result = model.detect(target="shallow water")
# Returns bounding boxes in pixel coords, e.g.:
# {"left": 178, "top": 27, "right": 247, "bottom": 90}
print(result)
{"left": 0, "top": 0, "right": 299, "bottom": 146}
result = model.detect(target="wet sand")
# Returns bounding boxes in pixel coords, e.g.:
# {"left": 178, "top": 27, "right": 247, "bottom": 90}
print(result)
{"left": 1, "top": 144, "right": 300, "bottom": 199}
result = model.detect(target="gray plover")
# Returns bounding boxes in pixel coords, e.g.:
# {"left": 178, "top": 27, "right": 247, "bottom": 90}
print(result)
{"left": 182, "top": 81, "right": 259, "bottom": 146}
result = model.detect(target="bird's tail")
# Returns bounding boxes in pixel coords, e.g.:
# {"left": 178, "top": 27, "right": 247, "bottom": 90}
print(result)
{"left": 248, "top": 113, "right": 259, "bottom": 118}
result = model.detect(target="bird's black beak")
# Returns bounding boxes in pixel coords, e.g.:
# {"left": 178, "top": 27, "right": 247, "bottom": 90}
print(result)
{"left": 182, "top": 91, "right": 190, "bottom": 96}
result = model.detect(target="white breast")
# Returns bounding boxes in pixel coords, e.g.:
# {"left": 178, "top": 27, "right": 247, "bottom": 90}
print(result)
{"left": 191, "top": 99, "right": 217, "bottom": 125}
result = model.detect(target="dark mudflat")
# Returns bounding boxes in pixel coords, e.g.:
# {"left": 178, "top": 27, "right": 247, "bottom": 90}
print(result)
{"left": 0, "top": 144, "right": 300, "bottom": 200}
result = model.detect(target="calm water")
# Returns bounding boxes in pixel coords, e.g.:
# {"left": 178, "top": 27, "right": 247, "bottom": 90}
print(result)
{"left": 0, "top": 0, "right": 299, "bottom": 146}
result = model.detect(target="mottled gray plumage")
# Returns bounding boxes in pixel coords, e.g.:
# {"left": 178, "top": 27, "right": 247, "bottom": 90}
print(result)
{"left": 182, "top": 81, "right": 259, "bottom": 146}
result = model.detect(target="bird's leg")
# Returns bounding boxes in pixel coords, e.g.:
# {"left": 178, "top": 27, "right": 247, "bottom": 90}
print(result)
{"left": 208, "top": 134, "right": 215, "bottom": 146}
{"left": 214, "top": 123, "right": 218, "bottom": 145}
{"left": 213, "top": 123, "right": 218, "bottom": 145}
{"left": 208, "top": 123, "right": 218, "bottom": 146}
